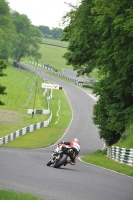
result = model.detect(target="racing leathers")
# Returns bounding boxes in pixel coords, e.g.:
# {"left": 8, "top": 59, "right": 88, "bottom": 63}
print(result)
{"left": 59, "top": 139, "right": 80, "bottom": 165}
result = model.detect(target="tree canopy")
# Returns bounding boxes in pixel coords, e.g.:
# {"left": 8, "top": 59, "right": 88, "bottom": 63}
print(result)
{"left": 0, "top": 0, "right": 42, "bottom": 62}
{"left": 38, "top": 25, "right": 63, "bottom": 39}
{"left": 0, "top": 0, "right": 16, "bottom": 60}
{"left": 62, "top": 0, "right": 133, "bottom": 145}
{"left": 0, "top": 0, "right": 42, "bottom": 105}
{"left": 0, "top": 59, "right": 7, "bottom": 105}
{"left": 11, "top": 11, "right": 42, "bottom": 62}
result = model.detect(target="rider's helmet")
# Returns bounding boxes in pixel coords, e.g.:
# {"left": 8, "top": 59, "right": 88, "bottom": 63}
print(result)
{"left": 73, "top": 138, "right": 80, "bottom": 144}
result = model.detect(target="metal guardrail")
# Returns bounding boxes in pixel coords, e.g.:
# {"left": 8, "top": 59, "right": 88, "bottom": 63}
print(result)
{"left": 0, "top": 92, "right": 53, "bottom": 145}
{"left": 0, "top": 112, "right": 52, "bottom": 145}
{"left": 107, "top": 146, "right": 133, "bottom": 166}
{"left": 29, "top": 61, "right": 96, "bottom": 88}
{"left": 13, "top": 62, "right": 133, "bottom": 167}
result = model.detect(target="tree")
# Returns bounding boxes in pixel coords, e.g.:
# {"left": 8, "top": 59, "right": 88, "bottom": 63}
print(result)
{"left": 92, "top": 0, "right": 133, "bottom": 145}
{"left": 62, "top": 0, "right": 133, "bottom": 145}
{"left": 0, "top": 0, "right": 16, "bottom": 60}
{"left": 38, "top": 25, "right": 50, "bottom": 37}
{"left": 11, "top": 11, "right": 42, "bottom": 62}
{"left": 61, "top": 0, "right": 99, "bottom": 75}
{"left": 0, "top": 59, "right": 7, "bottom": 105}
{"left": 51, "top": 28, "right": 62, "bottom": 39}
{"left": 38, "top": 25, "right": 63, "bottom": 39}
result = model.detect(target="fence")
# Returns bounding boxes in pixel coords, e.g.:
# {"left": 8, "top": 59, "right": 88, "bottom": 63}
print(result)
{"left": 0, "top": 112, "right": 52, "bottom": 145}
{"left": 29, "top": 61, "right": 97, "bottom": 87}
{"left": 107, "top": 146, "right": 133, "bottom": 166}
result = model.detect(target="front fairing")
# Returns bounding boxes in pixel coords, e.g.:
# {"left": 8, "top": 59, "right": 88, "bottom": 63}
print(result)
{"left": 50, "top": 144, "right": 73, "bottom": 164}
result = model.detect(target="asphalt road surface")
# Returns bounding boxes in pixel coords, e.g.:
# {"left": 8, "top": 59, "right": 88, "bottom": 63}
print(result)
{"left": 0, "top": 64, "right": 133, "bottom": 200}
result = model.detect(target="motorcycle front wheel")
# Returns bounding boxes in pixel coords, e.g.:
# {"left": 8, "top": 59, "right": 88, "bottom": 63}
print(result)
{"left": 54, "top": 154, "right": 67, "bottom": 168}
{"left": 46, "top": 160, "right": 52, "bottom": 166}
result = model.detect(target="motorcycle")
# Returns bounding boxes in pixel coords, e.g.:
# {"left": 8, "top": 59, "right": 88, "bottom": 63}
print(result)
{"left": 46, "top": 143, "right": 76, "bottom": 168}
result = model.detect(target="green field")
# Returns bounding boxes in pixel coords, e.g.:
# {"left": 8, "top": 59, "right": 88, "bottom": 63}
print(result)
{"left": 22, "top": 38, "right": 71, "bottom": 73}
{"left": 0, "top": 61, "right": 72, "bottom": 148}
{"left": 0, "top": 190, "right": 43, "bottom": 200}
{"left": 42, "top": 37, "right": 68, "bottom": 47}
{"left": 0, "top": 64, "right": 52, "bottom": 138}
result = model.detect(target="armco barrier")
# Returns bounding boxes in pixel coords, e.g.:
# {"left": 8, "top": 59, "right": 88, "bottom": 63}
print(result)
{"left": 107, "top": 146, "right": 133, "bottom": 166}
{"left": 29, "top": 61, "right": 91, "bottom": 86}
{"left": 0, "top": 111, "right": 52, "bottom": 145}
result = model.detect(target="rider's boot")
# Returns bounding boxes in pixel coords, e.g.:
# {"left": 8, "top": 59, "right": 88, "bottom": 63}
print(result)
{"left": 64, "top": 160, "right": 69, "bottom": 166}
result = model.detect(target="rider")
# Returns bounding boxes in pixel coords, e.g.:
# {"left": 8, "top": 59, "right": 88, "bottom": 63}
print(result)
{"left": 58, "top": 138, "right": 80, "bottom": 165}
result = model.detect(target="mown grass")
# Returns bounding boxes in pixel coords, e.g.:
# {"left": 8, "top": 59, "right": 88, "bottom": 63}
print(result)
{"left": 114, "top": 123, "right": 133, "bottom": 149}
{"left": 2, "top": 89, "right": 72, "bottom": 148}
{"left": 0, "top": 190, "right": 43, "bottom": 200}
{"left": 22, "top": 40, "right": 72, "bottom": 73}
{"left": 42, "top": 37, "right": 68, "bottom": 47}
{"left": 81, "top": 150, "right": 133, "bottom": 177}
{"left": 1, "top": 63, "right": 48, "bottom": 111}
{"left": 0, "top": 63, "right": 51, "bottom": 137}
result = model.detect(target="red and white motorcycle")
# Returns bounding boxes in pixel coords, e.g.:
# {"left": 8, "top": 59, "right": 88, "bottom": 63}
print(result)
{"left": 46, "top": 144, "right": 76, "bottom": 168}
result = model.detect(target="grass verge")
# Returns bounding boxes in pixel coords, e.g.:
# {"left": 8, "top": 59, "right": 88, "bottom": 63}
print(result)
{"left": 22, "top": 42, "right": 72, "bottom": 73}
{"left": 0, "top": 63, "right": 53, "bottom": 138}
{"left": 1, "top": 89, "right": 72, "bottom": 148}
{"left": 81, "top": 150, "right": 133, "bottom": 177}
{"left": 0, "top": 190, "right": 43, "bottom": 200}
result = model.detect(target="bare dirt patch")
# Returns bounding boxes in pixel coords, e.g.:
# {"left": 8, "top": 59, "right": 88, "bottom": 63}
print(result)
{"left": 0, "top": 110, "right": 24, "bottom": 124}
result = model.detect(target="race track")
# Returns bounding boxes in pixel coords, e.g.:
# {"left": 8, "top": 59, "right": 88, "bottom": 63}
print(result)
{"left": 0, "top": 64, "right": 133, "bottom": 200}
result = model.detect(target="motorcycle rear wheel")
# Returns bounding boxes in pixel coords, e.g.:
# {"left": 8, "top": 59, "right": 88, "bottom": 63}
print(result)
{"left": 54, "top": 154, "right": 67, "bottom": 168}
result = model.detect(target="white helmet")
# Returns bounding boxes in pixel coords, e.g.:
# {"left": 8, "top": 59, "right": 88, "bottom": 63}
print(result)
{"left": 73, "top": 138, "right": 80, "bottom": 143}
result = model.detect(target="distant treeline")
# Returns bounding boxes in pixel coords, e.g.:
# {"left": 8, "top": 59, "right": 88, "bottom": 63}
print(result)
{"left": 38, "top": 26, "right": 63, "bottom": 40}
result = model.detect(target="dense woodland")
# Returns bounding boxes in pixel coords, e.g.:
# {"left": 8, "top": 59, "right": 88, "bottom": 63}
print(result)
{"left": 1, "top": 0, "right": 133, "bottom": 146}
